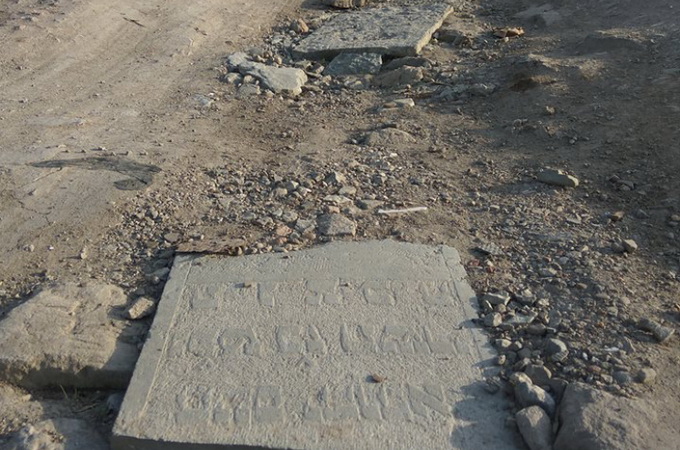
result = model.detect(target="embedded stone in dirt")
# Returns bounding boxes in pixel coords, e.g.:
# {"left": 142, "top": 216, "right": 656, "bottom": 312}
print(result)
{"left": 324, "top": 52, "right": 383, "bottom": 76}
{"left": 113, "top": 241, "right": 519, "bottom": 449}
{"left": 7, "top": 418, "right": 108, "bottom": 450}
{"left": 293, "top": 4, "right": 453, "bottom": 58}
{"left": 316, "top": 213, "right": 357, "bottom": 236}
{"left": 365, "top": 128, "right": 416, "bottom": 146}
{"left": 238, "top": 62, "right": 308, "bottom": 95}
{"left": 537, "top": 168, "right": 579, "bottom": 188}
{"left": 0, "top": 283, "right": 145, "bottom": 389}
{"left": 554, "top": 383, "right": 659, "bottom": 450}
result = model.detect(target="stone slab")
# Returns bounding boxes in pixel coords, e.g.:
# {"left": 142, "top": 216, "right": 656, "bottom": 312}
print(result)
{"left": 0, "top": 282, "right": 145, "bottom": 389}
{"left": 113, "top": 241, "right": 519, "bottom": 449}
{"left": 293, "top": 4, "right": 454, "bottom": 59}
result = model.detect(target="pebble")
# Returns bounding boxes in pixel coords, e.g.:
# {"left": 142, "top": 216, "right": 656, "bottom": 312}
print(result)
{"left": 483, "top": 291, "right": 511, "bottom": 306}
{"left": 125, "top": 297, "right": 156, "bottom": 320}
{"left": 484, "top": 312, "right": 502, "bottom": 328}
{"left": 622, "top": 239, "right": 638, "bottom": 253}
{"left": 635, "top": 368, "right": 657, "bottom": 384}
{"left": 524, "top": 364, "right": 552, "bottom": 386}
{"left": 613, "top": 370, "right": 633, "bottom": 385}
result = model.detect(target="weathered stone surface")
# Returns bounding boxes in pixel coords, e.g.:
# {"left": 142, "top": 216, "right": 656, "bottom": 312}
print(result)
{"left": 374, "top": 65, "right": 424, "bottom": 88}
{"left": 554, "top": 383, "right": 657, "bottom": 450}
{"left": 294, "top": 4, "right": 453, "bottom": 58}
{"left": 0, "top": 283, "right": 145, "bottom": 389}
{"left": 515, "top": 382, "right": 556, "bottom": 417}
{"left": 324, "top": 53, "right": 383, "bottom": 76}
{"left": 7, "top": 418, "right": 108, "bottom": 450}
{"left": 365, "top": 128, "right": 416, "bottom": 146}
{"left": 113, "top": 241, "right": 519, "bottom": 450}
{"left": 516, "top": 406, "right": 552, "bottom": 450}
{"left": 316, "top": 213, "right": 357, "bottom": 236}
{"left": 238, "top": 62, "right": 308, "bottom": 95}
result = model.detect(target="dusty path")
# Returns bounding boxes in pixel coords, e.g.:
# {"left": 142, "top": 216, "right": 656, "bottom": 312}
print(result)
{"left": 0, "top": 0, "right": 298, "bottom": 289}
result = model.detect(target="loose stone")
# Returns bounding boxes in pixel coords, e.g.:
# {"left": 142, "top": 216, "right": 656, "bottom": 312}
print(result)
{"left": 516, "top": 406, "right": 553, "bottom": 450}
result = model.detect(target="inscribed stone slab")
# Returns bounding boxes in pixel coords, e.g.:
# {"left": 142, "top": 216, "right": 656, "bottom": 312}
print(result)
{"left": 113, "top": 241, "right": 519, "bottom": 449}
{"left": 293, "top": 4, "right": 454, "bottom": 58}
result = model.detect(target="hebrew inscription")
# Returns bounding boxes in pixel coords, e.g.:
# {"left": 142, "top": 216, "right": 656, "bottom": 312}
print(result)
{"left": 114, "top": 242, "right": 514, "bottom": 450}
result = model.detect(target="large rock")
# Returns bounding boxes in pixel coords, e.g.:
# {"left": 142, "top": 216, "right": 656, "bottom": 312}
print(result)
{"left": 7, "top": 418, "right": 108, "bottom": 450}
{"left": 238, "top": 62, "right": 308, "bottom": 95}
{"left": 294, "top": 4, "right": 453, "bottom": 58}
{"left": 0, "top": 283, "right": 145, "bottom": 389}
{"left": 554, "top": 383, "right": 657, "bottom": 450}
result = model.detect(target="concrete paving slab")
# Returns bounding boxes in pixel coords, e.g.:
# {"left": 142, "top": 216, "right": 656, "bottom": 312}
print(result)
{"left": 113, "top": 241, "right": 520, "bottom": 449}
{"left": 293, "top": 4, "right": 454, "bottom": 59}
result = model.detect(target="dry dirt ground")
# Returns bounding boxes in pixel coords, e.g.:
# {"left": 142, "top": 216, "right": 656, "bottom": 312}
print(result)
{"left": 1, "top": 0, "right": 679, "bottom": 447}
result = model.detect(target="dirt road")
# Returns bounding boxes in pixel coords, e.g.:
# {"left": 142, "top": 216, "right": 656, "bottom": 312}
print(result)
{"left": 0, "top": 0, "right": 298, "bottom": 288}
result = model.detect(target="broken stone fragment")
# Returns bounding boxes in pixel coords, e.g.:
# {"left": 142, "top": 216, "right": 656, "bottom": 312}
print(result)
{"left": 516, "top": 406, "right": 553, "bottom": 450}
{"left": 0, "top": 282, "right": 145, "bottom": 389}
{"left": 537, "top": 168, "right": 579, "bottom": 187}
{"left": 125, "top": 296, "right": 157, "bottom": 320}
{"left": 238, "top": 62, "right": 308, "bottom": 95}
{"left": 324, "top": 52, "right": 383, "bottom": 76}
{"left": 316, "top": 213, "right": 357, "bottom": 236}
{"left": 294, "top": 4, "right": 453, "bottom": 58}
{"left": 638, "top": 318, "right": 675, "bottom": 343}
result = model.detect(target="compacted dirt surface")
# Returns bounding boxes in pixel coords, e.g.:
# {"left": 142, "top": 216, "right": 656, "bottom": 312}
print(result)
{"left": 1, "top": 0, "right": 679, "bottom": 447}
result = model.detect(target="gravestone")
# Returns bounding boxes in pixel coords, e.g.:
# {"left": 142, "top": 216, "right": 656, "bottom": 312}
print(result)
{"left": 113, "top": 241, "right": 519, "bottom": 449}
{"left": 293, "top": 4, "right": 454, "bottom": 58}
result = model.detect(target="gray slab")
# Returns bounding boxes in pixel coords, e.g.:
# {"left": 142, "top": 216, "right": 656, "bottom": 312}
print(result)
{"left": 293, "top": 4, "right": 454, "bottom": 59}
{"left": 113, "top": 241, "right": 519, "bottom": 450}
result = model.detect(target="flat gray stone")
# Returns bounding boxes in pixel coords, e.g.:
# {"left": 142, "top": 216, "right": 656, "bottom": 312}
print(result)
{"left": 238, "top": 62, "right": 308, "bottom": 95}
{"left": 324, "top": 53, "right": 383, "bottom": 76}
{"left": 0, "top": 282, "right": 145, "bottom": 389}
{"left": 113, "top": 241, "right": 519, "bottom": 449}
{"left": 294, "top": 4, "right": 454, "bottom": 58}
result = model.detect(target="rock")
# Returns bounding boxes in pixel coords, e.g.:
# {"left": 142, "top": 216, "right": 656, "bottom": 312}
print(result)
{"left": 106, "top": 392, "right": 125, "bottom": 414}
{"left": 294, "top": 4, "right": 453, "bottom": 58}
{"left": 7, "top": 418, "right": 108, "bottom": 450}
{"left": 609, "top": 211, "right": 625, "bottom": 222}
{"left": 516, "top": 406, "right": 553, "bottom": 450}
{"left": 525, "top": 364, "right": 552, "bottom": 387}
{"left": 316, "top": 213, "right": 357, "bottom": 236}
{"left": 484, "top": 312, "right": 502, "bottom": 328}
{"left": 324, "top": 53, "right": 383, "bottom": 76}
{"left": 537, "top": 169, "right": 579, "bottom": 188}
{"left": 612, "top": 371, "right": 633, "bottom": 386}
{"left": 238, "top": 62, "right": 308, "bottom": 95}
{"left": 0, "top": 282, "right": 145, "bottom": 388}
{"left": 365, "top": 128, "right": 415, "bottom": 147}
{"left": 225, "top": 52, "right": 250, "bottom": 70}
{"left": 374, "top": 66, "right": 423, "bottom": 88}
{"left": 635, "top": 368, "right": 657, "bottom": 384}
{"left": 483, "top": 292, "right": 511, "bottom": 306}
{"left": 125, "top": 296, "right": 156, "bottom": 320}
{"left": 515, "top": 382, "right": 556, "bottom": 417}
{"left": 382, "top": 99, "right": 416, "bottom": 110}
{"left": 236, "top": 84, "right": 261, "bottom": 98}
{"left": 638, "top": 318, "right": 675, "bottom": 343}
{"left": 291, "top": 18, "right": 309, "bottom": 34}
{"left": 622, "top": 239, "right": 638, "bottom": 253}
{"left": 383, "top": 56, "right": 431, "bottom": 71}
{"left": 554, "top": 382, "right": 657, "bottom": 450}
{"left": 325, "top": 171, "right": 347, "bottom": 185}
{"left": 544, "top": 338, "right": 569, "bottom": 359}
{"left": 357, "top": 199, "right": 384, "bottom": 210}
